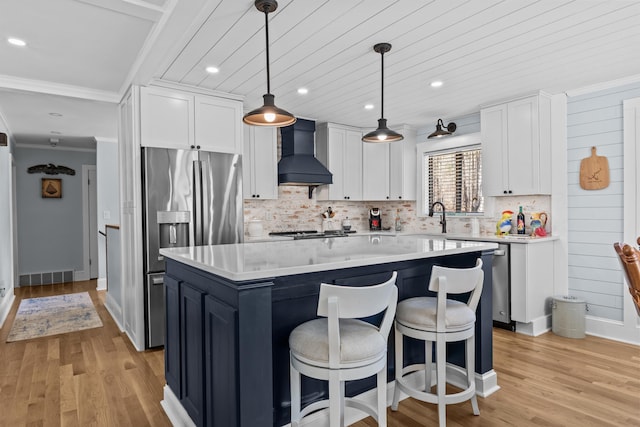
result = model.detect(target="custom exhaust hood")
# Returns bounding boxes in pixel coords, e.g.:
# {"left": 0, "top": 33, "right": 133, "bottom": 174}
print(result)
{"left": 278, "top": 118, "right": 332, "bottom": 197}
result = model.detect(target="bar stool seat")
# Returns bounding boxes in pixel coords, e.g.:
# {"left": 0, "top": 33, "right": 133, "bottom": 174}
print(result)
{"left": 392, "top": 259, "right": 484, "bottom": 426}
{"left": 289, "top": 272, "right": 398, "bottom": 427}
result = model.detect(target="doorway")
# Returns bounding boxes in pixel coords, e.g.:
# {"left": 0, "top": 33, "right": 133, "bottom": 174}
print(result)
{"left": 82, "top": 165, "right": 98, "bottom": 280}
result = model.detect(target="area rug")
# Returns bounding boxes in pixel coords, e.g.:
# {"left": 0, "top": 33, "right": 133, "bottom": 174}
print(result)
{"left": 6, "top": 292, "right": 103, "bottom": 342}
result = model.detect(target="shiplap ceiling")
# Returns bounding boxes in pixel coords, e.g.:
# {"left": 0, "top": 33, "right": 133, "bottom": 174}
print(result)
{"left": 2, "top": 0, "right": 640, "bottom": 149}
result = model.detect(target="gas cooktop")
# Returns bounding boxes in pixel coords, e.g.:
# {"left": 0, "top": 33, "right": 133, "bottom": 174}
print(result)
{"left": 268, "top": 230, "right": 352, "bottom": 240}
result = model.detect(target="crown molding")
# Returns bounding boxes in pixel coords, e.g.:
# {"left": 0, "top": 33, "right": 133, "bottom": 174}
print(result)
{"left": 565, "top": 74, "right": 640, "bottom": 97}
{"left": 0, "top": 75, "right": 120, "bottom": 103}
{"left": 15, "top": 143, "right": 96, "bottom": 153}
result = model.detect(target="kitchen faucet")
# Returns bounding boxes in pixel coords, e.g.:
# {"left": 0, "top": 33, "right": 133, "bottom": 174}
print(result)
{"left": 429, "top": 201, "right": 447, "bottom": 233}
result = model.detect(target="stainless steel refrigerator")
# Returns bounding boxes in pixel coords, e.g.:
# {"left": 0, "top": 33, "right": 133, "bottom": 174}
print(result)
{"left": 142, "top": 147, "right": 243, "bottom": 348}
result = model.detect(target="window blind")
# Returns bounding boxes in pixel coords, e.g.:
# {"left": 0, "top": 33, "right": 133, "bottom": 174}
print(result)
{"left": 425, "top": 147, "right": 483, "bottom": 214}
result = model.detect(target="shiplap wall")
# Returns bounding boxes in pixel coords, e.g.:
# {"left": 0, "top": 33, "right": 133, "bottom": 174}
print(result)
{"left": 567, "top": 82, "right": 640, "bottom": 321}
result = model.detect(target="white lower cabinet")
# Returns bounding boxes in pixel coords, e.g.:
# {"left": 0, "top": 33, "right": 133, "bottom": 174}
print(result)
{"left": 243, "top": 126, "right": 277, "bottom": 199}
{"left": 510, "top": 241, "right": 554, "bottom": 326}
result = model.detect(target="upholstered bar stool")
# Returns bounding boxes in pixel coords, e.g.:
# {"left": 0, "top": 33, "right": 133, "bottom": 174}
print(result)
{"left": 289, "top": 272, "right": 398, "bottom": 427}
{"left": 391, "top": 260, "right": 484, "bottom": 426}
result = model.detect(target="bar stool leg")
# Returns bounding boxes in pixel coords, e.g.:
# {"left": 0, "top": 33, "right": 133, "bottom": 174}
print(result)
{"left": 377, "top": 366, "right": 387, "bottom": 425}
{"left": 425, "top": 340, "right": 433, "bottom": 392}
{"left": 290, "top": 360, "right": 301, "bottom": 427}
{"left": 467, "top": 334, "right": 480, "bottom": 415}
{"left": 391, "top": 327, "right": 403, "bottom": 411}
{"left": 329, "top": 370, "right": 344, "bottom": 427}
{"left": 436, "top": 336, "right": 447, "bottom": 427}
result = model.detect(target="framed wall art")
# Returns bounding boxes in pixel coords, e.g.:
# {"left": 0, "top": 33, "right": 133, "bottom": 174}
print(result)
{"left": 42, "top": 178, "right": 62, "bottom": 198}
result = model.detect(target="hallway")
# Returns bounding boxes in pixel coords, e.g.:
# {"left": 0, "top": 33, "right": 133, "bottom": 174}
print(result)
{"left": 0, "top": 281, "right": 170, "bottom": 427}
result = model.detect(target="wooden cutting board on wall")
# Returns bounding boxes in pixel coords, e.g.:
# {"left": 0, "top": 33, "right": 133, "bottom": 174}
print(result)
{"left": 579, "top": 146, "right": 610, "bottom": 190}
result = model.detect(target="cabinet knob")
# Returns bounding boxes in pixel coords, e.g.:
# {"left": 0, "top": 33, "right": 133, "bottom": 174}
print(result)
{"left": 386, "top": 196, "right": 390, "bottom": 199}
{"left": 398, "top": 196, "right": 402, "bottom": 199}
{"left": 196, "top": 145, "right": 201, "bottom": 150}
{"left": 256, "top": 194, "right": 260, "bottom": 198}
{"left": 190, "top": 145, "right": 195, "bottom": 149}
{"left": 503, "top": 190, "right": 508, "bottom": 194}
{"left": 508, "top": 190, "right": 513, "bottom": 194}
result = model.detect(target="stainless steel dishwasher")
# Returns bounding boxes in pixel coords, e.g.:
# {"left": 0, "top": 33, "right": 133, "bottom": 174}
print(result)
{"left": 492, "top": 243, "right": 514, "bottom": 330}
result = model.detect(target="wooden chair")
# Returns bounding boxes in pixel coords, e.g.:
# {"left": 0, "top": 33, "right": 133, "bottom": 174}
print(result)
{"left": 613, "top": 237, "right": 640, "bottom": 316}
{"left": 289, "top": 272, "right": 398, "bottom": 427}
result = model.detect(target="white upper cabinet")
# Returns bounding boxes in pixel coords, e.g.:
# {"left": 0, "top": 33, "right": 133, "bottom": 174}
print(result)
{"left": 140, "top": 85, "right": 243, "bottom": 154}
{"left": 195, "top": 95, "right": 243, "bottom": 154}
{"left": 363, "top": 125, "right": 416, "bottom": 201}
{"left": 140, "top": 86, "right": 194, "bottom": 149}
{"left": 243, "top": 126, "right": 277, "bottom": 200}
{"left": 481, "top": 93, "right": 551, "bottom": 196}
{"left": 362, "top": 142, "right": 390, "bottom": 201}
{"left": 316, "top": 123, "right": 363, "bottom": 201}
{"left": 388, "top": 126, "right": 417, "bottom": 201}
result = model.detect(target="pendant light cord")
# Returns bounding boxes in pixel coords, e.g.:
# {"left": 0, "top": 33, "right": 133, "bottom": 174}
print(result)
{"left": 380, "top": 50, "right": 384, "bottom": 119}
{"left": 264, "top": 6, "right": 271, "bottom": 95}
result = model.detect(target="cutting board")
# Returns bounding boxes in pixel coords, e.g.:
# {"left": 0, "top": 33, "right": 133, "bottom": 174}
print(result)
{"left": 580, "top": 146, "right": 610, "bottom": 190}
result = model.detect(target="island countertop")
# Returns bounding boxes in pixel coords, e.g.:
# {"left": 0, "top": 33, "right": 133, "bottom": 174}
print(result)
{"left": 160, "top": 234, "right": 498, "bottom": 281}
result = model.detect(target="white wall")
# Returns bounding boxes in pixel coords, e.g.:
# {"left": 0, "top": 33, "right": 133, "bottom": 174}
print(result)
{"left": 567, "top": 81, "right": 640, "bottom": 343}
{"left": 14, "top": 146, "right": 96, "bottom": 278}
{"left": 0, "top": 118, "right": 16, "bottom": 327}
{"left": 96, "top": 138, "right": 120, "bottom": 291}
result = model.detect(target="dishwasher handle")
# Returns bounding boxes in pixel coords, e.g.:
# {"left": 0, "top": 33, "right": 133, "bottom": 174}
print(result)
{"left": 494, "top": 249, "right": 506, "bottom": 256}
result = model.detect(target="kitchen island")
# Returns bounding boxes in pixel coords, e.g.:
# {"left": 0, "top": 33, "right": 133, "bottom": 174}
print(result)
{"left": 160, "top": 234, "right": 498, "bottom": 427}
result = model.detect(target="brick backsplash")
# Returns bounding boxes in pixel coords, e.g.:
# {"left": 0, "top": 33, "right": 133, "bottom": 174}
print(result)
{"left": 243, "top": 187, "right": 551, "bottom": 236}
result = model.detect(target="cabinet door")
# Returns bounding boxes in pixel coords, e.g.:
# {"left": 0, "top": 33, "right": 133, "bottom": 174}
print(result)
{"left": 343, "top": 129, "right": 363, "bottom": 200}
{"left": 325, "top": 127, "right": 346, "bottom": 200}
{"left": 243, "top": 126, "right": 277, "bottom": 199}
{"left": 180, "top": 282, "right": 205, "bottom": 425}
{"left": 140, "top": 86, "right": 194, "bottom": 149}
{"left": 388, "top": 138, "right": 416, "bottom": 201}
{"left": 195, "top": 95, "right": 242, "bottom": 154}
{"left": 362, "top": 142, "right": 390, "bottom": 200}
{"left": 204, "top": 295, "right": 238, "bottom": 426}
{"left": 507, "top": 97, "right": 539, "bottom": 195}
{"left": 165, "top": 275, "right": 181, "bottom": 397}
{"left": 481, "top": 104, "right": 509, "bottom": 196}
{"left": 510, "top": 242, "right": 554, "bottom": 324}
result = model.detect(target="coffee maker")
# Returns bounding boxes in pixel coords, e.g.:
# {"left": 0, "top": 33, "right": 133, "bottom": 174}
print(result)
{"left": 369, "top": 208, "right": 382, "bottom": 231}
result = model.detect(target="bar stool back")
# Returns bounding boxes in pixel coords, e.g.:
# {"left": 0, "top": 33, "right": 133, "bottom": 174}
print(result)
{"left": 392, "top": 259, "right": 483, "bottom": 426}
{"left": 289, "top": 272, "right": 398, "bottom": 427}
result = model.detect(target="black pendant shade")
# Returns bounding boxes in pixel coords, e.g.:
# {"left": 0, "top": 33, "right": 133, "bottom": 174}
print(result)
{"left": 243, "top": 0, "right": 296, "bottom": 127}
{"left": 428, "top": 119, "right": 457, "bottom": 139}
{"left": 362, "top": 43, "right": 403, "bottom": 143}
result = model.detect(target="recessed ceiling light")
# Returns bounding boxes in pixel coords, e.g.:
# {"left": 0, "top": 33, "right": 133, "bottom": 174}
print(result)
{"left": 48, "top": 112, "right": 63, "bottom": 117}
{"left": 8, "top": 37, "right": 26, "bottom": 47}
{"left": 205, "top": 66, "right": 219, "bottom": 74}
{"left": 364, "top": 104, "right": 375, "bottom": 110}
{"left": 297, "top": 88, "right": 308, "bottom": 95}
{"left": 51, "top": 131, "right": 62, "bottom": 135}
{"left": 430, "top": 80, "right": 443, "bottom": 88}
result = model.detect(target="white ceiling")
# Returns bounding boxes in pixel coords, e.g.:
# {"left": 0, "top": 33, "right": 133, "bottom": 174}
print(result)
{"left": 2, "top": 0, "right": 640, "bottom": 149}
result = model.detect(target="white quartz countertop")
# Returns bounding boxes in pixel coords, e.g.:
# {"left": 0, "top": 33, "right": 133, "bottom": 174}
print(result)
{"left": 160, "top": 234, "right": 498, "bottom": 282}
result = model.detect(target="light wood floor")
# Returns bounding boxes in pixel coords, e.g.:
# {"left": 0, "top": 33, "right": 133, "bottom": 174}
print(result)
{"left": 0, "top": 281, "right": 171, "bottom": 427}
{"left": 1, "top": 282, "right": 639, "bottom": 427}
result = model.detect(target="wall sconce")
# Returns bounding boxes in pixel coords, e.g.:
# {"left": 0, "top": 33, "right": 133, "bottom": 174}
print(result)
{"left": 427, "top": 119, "right": 456, "bottom": 139}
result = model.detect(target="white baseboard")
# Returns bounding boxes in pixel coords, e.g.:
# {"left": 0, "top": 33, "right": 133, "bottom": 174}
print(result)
{"left": 162, "top": 385, "right": 196, "bottom": 427}
{"left": 104, "top": 293, "right": 124, "bottom": 332}
{"left": 161, "top": 367, "right": 500, "bottom": 427}
{"left": 516, "top": 315, "right": 551, "bottom": 336}
{"left": 96, "top": 277, "right": 107, "bottom": 291}
{"left": 0, "top": 292, "right": 16, "bottom": 329}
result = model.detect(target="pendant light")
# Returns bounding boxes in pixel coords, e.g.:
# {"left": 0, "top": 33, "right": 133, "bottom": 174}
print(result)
{"left": 243, "top": 0, "right": 296, "bottom": 127}
{"left": 427, "top": 119, "right": 457, "bottom": 139}
{"left": 362, "top": 43, "right": 403, "bottom": 143}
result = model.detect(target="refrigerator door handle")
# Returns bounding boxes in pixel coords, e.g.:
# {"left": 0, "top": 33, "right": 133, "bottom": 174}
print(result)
{"left": 200, "top": 158, "right": 212, "bottom": 244}
{"left": 193, "top": 158, "right": 203, "bottom": 246}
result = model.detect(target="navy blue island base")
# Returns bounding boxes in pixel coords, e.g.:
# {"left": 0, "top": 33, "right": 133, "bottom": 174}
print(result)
{"left": 163, "top": 247, "right": 494, "bottom": 427}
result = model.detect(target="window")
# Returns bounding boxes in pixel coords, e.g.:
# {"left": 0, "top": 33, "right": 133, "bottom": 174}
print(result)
{"left": 417, "top": 133, "right": 483, "bottom": 216}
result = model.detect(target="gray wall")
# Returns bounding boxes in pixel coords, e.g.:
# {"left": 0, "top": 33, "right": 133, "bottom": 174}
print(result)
{"left": 0, "top": 117, "right": 15, "bottom": 325}
{"left": 567, "top": 81, "right": 640, "bottom": 321}
{"left": 14, "top": 146, "right": 96, "bottom": 276}
{"left": 96, "top": 139, "right": 120, "bottom": 282}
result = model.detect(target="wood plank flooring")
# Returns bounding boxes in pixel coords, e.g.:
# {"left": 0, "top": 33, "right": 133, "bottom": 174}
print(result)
{"left": 354, "top": 327, "right": 640, "bottom": 427}
{"left": 1, "top": 282, "right": 639, "bottom": 426}
{"left": 0, "top": 281, "right": 171, "bottom": 427}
